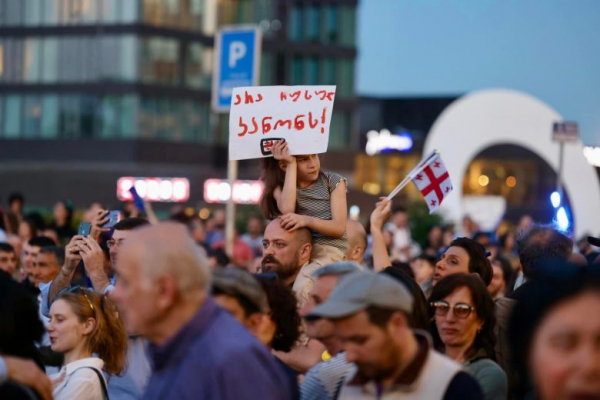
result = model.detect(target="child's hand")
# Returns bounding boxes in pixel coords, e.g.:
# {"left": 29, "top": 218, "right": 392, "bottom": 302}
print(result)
{"left": 272, "top": 140, "right": 296, "bottom": 164}
{"left": 280, "top": 213, "right": 308, "bottom": 231}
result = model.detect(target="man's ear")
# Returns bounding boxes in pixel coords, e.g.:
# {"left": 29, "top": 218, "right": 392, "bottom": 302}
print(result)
{"left": 155, "top": 275, "right": 178, "bottom": 311}
{"left": 300, "top": 242, "right": 312, "bottom": 262}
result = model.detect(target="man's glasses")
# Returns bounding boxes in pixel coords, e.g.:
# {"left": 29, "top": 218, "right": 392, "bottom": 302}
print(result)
{"left": 430, "top": 300, "right": 475, "bottom": 319}
{"left": 106, "top": 239, "right": 125, "bottom": 249}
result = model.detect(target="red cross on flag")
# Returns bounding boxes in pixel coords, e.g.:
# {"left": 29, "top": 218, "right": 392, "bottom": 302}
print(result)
{"left": 411, "top": 153, "right": 453, "bottom": 213}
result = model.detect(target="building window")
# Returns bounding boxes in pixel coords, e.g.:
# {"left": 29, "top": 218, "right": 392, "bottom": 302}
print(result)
{"left": 120, "top": 95, "right": 137, "bottom": 138}
{"left": 140, "top": 37, "right": 180, "bottom": 85}
{"left": 337, "top": 59, "right": 354, "bottom": 98}
{"left": 185, "top": 43, "right": 212, "bottom": 89}
{"left": 323, "top": 5, "right": 339, "bottom": 44}
{"left": 23, "top": 95, "right": 42, "bottom": 138}
{"left": 41, "top": 95, "right": 59, "bottom": 138}
{"left": 329, "top": 111, "right": 350, "bottom": 150}
{"left": 339, "top": 6, "right": 356, "bottom": 47}
{"left": 4, "top": 96, "right": 22, "bottom": 138}
{"left": 260, "top": 51, "right": 274, "bottom": 86}
{"left": 305, "top": 57, "right": 319, "bottom": 85}
{"left": 306, "top": 6, "right": 320, "bottom": 42}
{"left": 24, "top": 38, "right": 42, "bottom": 83}
{"left": 41, "top": 38, "right": 58, "bottom": 83}
{"left": 288, "top": 7, "right": 303, "bottom": 41}
{"left": 24, "top": 0, "right": 43, "bottom": 26}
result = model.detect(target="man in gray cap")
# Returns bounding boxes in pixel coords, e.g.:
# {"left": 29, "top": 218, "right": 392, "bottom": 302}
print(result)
{"left": 308, "top": 271, "right": 484, "bottom": 400}
{"left": 212, "top": 267, "right": 270, "bottom": 338}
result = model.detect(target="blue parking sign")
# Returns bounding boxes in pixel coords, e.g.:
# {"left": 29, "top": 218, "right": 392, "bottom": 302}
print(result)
{"left": 212, "top": 26, "right": 262, "bottom": 113}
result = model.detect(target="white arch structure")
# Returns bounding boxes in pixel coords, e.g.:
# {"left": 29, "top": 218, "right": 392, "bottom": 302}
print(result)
{"left": 424, "top": 89, "right": 600, "bottom": 238}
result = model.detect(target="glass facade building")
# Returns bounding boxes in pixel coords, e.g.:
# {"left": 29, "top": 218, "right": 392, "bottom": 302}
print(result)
{"left": 0, "top": 0, "right": 358, "bottom": 149}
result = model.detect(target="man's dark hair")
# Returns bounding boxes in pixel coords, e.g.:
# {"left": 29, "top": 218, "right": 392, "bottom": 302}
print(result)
{"left": 38, "top": 246, "right": 65, "bottom": 267}
{"left": 429, "top": 273, "right": 497, "bottom": 361}
{"left": 28, "top": 236, "right": 56, "bottom": 249}
{"left": 391, "top": 206, "right": 407, "bottom": 215}
{"left": 256, "top": 276, "right": 301, "bottom": 352}
{"left": 364, "top": 306, "right": 401, "bottom": 329}
{"left": 381, "top": 267, "right": 429, "bottom": 330}
{"left": 449, "top": 237, "right": 493, "bottom": 286}
{"left": 113, "top": 217, "right": 150, "bottom": 231}
{"left": 517, "top": 225, "right": 572, "bottom": 279}
{"left": 0, "top": 243, "right": 14, "bottom": 254}
{"left": 8, "top": 192, "right": 24, "bottom": 206}
{"left": 211, "top": 286, "right": 262, "bottom": 317}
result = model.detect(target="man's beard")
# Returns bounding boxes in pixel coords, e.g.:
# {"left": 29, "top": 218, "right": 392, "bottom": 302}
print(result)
{"left": 355, "top": 337, "right": 401, "bottom": 382}
{"left": 261, "top": 254, "right": 300, "bottom": 281}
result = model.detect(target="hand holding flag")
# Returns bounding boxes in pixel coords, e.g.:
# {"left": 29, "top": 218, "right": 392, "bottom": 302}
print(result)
{"left": 386, "top": 151, "right": 453, "bottom": 214}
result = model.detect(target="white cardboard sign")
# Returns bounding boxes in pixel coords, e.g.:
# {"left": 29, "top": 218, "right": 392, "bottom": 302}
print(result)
{"left": 228, "top": 85, "right": 336, "bottom": 161}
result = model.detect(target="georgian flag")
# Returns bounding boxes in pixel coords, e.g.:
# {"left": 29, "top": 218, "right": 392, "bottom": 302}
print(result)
{"left": 411, "top": 153, "right": 453, "bottom": 214}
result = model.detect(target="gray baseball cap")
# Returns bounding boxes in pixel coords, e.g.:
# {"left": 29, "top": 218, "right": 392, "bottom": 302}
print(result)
{"left": 212, "top": 267, "right": 268, "bottom": 313}
{"left": 307, "top": 270, "right": 414, "bottom": 320}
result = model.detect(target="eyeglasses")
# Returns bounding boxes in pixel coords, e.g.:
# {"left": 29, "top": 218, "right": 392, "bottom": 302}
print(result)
{"left": 430, "top": 301, "right": 475, "bottom": 319}
{"left": 63, "top": 286, "right": 95, "bottom": 313}
{"left": 106, "top": 239, "right": 125, "bottom": 249}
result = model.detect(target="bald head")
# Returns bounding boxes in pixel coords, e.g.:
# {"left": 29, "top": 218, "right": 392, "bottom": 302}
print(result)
{"left": 262, "top": 219, "right": 312, "bottom": 283}
{"left": 113, "top": 222, "right": 211, "bottom": 343}
{"left": 346, "top": 220, "right": 367, "bottom": 263}
{"left": 119, "top": 222, "right": 210, "bottom": 296}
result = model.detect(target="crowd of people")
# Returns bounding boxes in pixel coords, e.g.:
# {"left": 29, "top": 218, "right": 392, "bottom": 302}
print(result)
{"left": 0, "top": 146, "right": 599, "bottom": 400}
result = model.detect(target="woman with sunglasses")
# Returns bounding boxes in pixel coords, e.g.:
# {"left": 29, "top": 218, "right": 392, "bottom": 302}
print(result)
{"left": 47, "top": 287, "right": 127, "bottom": 400}
{"left": 430, "top": 273, "right": 507, "bottom": 400}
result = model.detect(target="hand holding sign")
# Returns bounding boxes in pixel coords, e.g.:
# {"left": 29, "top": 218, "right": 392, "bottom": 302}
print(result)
{"left": 229, "top": 85, "right": 336, "bottom": 161}
{"left": 271, "top": 139, "right": 295, "bottom": 165}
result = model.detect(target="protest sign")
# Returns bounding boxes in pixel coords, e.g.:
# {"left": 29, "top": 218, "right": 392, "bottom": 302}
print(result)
{"left": 228, "top": 85, "right": 336, "bottom": 161}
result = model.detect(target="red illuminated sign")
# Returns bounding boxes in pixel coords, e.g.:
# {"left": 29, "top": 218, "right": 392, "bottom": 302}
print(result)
{"left": 117, "top": 177, "right": 190, "bottom": 203}
{"left": 204, "top": 179, "right": 264, "bottom": 204}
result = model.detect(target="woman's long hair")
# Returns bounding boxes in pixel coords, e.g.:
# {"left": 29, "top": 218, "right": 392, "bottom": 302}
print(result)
{"left": 259, "top": 157, "right": 286, "bottom": 219}
{"left": 429, "top": 273, "right": 496, "bottom": 361}
{"left": 57, "top": 289, "right": 127, "bottom": 376}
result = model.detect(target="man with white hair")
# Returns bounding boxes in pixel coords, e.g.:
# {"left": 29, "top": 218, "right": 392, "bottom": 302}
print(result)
{"left": 112, "top": 223, "right": 292, "bottom": 400}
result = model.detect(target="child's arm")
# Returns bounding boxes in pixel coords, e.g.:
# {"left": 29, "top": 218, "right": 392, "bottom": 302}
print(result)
{"left": 280, "top": 179, "right": 347, "bottom": 238}
{"left": 272, "top": 140, "right": 297, "bottom": 214}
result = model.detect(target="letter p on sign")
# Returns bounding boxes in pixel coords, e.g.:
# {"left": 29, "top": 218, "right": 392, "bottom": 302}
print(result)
{"left": 229, "top": 41, "right": 247, "bottom": 68}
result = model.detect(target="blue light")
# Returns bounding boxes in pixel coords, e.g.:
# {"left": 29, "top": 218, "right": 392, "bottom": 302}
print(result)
{"left": 550, "top": 191, "right": 561, "bottom": 208}
{"left": 556, "top": 206, "right": 570, "bottom": 231}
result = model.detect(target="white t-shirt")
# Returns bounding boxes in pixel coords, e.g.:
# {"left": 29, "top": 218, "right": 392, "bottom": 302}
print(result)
{"left": 50, "top": 357, "right": 107, "bottom": 400}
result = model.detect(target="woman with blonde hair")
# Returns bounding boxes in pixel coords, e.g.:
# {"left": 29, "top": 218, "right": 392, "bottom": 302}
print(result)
{"left": 48, "top": 287, "right": 127, "bottom": 400}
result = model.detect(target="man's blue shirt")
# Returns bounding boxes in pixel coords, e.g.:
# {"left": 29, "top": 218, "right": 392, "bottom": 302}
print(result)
{"left": 143, "top": 297, "right": 292, "bottom": 400}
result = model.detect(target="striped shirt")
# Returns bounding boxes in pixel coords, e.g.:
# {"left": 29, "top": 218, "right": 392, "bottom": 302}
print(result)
{"left": 295, "top": 172, "right": 348, "bottom": 253}
{"left": 300, "top": 352, "right": 355, "bottom": 400}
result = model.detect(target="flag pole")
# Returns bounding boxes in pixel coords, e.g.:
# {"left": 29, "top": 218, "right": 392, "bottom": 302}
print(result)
{"left": 386, "top": 150, "right": 439, "bottom": 201}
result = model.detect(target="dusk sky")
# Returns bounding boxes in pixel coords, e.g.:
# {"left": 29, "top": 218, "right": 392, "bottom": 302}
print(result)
{"left": 357, "top": 0, "right": 600, "bottom": 145}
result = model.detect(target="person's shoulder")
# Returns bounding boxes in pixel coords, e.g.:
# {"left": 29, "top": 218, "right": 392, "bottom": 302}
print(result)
{"left": 442, "top": 370, "right": 485, "bottom": 400}
{"left": 468, "top": 358, "right": 507, "bottom": 381}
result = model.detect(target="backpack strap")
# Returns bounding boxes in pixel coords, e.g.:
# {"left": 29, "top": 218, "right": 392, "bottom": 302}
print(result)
{"left": 73, "top": 367, "right": 109, "bottom": 400}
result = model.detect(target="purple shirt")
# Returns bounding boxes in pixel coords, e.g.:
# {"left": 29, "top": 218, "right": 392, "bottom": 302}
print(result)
{"left": 142, "top": 297, "right": 293, "bottom": 400}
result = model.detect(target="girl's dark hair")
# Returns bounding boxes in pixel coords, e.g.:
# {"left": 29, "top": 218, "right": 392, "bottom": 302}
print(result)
{"left": 429, "top": 273, "right": 497, "bottom": 361}
{"left": 449, "top": 237, "right": 493, "bottom": 286}
{"left": 256, "top": 276, "right": 301, "bottom": 352}
{"left": 381, "top": 267, "right": 430, "bottom": 330}
{"left": 508, "top": 263, "right": 600, "bottom": 398}
{"left": 57, "top": 289, "right": 127, "bottom": 376}
{"left": 259, "top": 157, "right": 286, "bottom": 219}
